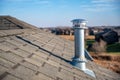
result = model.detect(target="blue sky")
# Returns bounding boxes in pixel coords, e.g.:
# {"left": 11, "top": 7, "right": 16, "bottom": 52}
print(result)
{"left": 0, "top": 0, "right": 120, "bottom": 27}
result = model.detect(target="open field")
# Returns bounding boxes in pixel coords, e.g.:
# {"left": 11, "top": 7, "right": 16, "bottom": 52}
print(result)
{"left": 59, "top": 35, "right": 120, "bottom": 74}
{"left": 59, "top": 35, "right": 74, "bottom": 41}
{"left": 92, "top": 53, "right": 120, "bottom": 74}
{"left": 59, "top": 35, "right": 95, "bottom": 41}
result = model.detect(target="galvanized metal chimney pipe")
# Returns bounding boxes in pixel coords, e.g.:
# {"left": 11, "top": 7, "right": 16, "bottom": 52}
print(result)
{"left": 71, "top": 19, "right": 96, "bottom": 78}
{"left": 75, "top": 28, "right": 85, "bottom": 59}
{"left": 71, "top": 19, "right": 87, "bottom": 70}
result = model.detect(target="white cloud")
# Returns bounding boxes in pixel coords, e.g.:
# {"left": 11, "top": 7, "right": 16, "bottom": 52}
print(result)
{"left": 81, "top": 0, "right": 120, "bottom": 12}
{"left": 5, "top": 0, "right": 50, "bottom": 3}
{"left": 5, "top": 0, "right": 30, "bottom": 2}
{"left": 85, "top": 7, "right": 117, "bottom": 12}
{"left": 92, "top": 0, "right": 120, "bottom": 3}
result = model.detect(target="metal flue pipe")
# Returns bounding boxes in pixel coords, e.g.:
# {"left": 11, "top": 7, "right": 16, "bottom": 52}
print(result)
{"left": 71, "top": 19, "right": 87, "bottom": 70}
{"left": 71, "top": 19, "right": 96, "bottom": 78}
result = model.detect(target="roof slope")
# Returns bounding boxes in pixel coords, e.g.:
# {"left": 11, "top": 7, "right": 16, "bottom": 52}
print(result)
{"left": 0, "top": 16, "right": 37, "bottom": 30}
{"left": 0, "top": 17, "right": 120, "bottom": 80}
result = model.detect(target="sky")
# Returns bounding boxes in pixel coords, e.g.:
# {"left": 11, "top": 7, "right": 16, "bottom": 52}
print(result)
{"left": 0, "top": 0, "right": 120, "bottom": 27}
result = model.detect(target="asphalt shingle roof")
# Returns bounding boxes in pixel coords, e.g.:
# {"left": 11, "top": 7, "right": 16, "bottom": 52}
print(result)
{"left": 0, "top": 16, "right": 120, "bottom": 80}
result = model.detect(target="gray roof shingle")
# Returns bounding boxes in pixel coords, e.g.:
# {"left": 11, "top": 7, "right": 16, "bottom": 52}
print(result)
{"left": 0, "top": 16, "right": 120, "bottom": 80}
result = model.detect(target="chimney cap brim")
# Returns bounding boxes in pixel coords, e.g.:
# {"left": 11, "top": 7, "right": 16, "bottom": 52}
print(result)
{"left": 71, "top": 19, "right": 87, "bottom": 23}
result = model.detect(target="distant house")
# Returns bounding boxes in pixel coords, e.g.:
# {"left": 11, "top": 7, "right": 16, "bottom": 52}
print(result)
{"left": 50, "top": 27, "right": 74, "bottom": 35}
{"left": 114, "top": 29, "right": 120, "bottom": 43}
{"left": 85, "top": 29, "right": 89, "bottom": 36}
{"left": 95, "top": 29, "right": 120, "bottom": 44}
{"left": 89, "top": 27, "right": 103, "bottom": 35}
